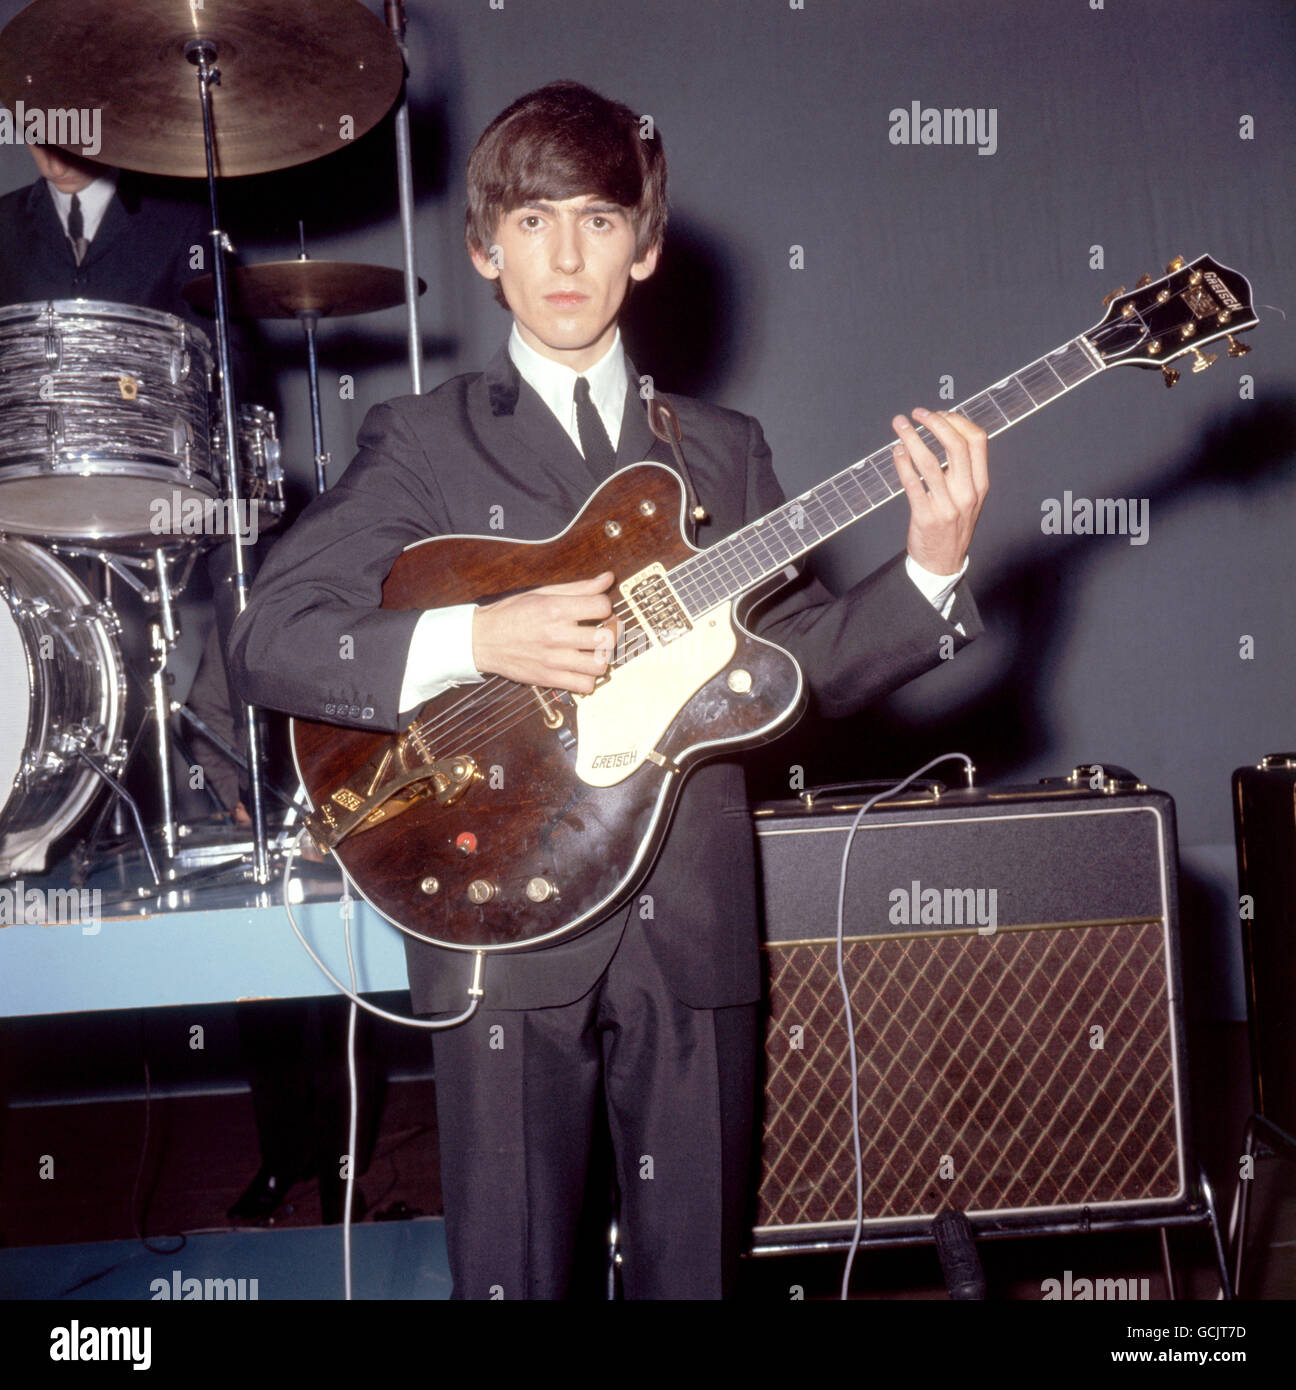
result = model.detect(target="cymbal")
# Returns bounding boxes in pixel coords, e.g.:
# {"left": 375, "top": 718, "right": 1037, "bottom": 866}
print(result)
{"left": 0, "top": 0, "right": 402, "bottom": 178}
{"left": 183, "top": 259, "right": 425, "bottom": 319}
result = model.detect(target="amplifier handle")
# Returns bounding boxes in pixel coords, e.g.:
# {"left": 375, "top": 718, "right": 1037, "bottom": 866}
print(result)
{"left": 796, "top": 778, "right": 947, "bottom": 810}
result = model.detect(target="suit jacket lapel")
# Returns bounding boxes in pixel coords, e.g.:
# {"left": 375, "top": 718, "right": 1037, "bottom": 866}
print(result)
{"left": 80, "top": 189, "right": 127, "bottom": 274}
{"left": 613, "top": 363, "right": 662, "bottom": 468}
{"left": 27, "top": 181, "right": 78, "bottom": 278}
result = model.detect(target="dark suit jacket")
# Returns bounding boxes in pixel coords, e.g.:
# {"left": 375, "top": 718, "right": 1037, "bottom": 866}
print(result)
{"left": 227, "top": 344, "right": 982, "bottom": 1013}
{"left": 0, "top": 174, "right": 209, "bottom": 326}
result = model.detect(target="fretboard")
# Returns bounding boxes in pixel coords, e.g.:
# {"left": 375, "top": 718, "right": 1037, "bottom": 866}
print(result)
{"left": 668, "top": 336, "right": 1103, "bottom": 617}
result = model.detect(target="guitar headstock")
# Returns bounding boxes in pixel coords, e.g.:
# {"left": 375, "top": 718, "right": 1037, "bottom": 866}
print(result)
{"left": 1086, "top": 255, "right": 1257, "bottom": 386}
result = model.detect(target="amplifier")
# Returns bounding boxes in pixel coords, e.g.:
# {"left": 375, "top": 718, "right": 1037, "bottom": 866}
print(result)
{"left": 1232, "top": 753, "right": 1296, "bottom": 1139}
{"left": 752, "top": 768, "right": 1195, "bottom": 1248}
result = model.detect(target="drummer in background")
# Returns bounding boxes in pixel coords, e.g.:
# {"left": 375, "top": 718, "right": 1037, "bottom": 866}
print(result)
{"left": 0, "top": 141, "right": 256, "bottom": 820}
{"left": 0, "top": 145, "right": 209, "bottom": 329}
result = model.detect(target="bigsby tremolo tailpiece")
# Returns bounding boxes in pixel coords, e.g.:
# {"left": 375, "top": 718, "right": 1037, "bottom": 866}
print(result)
{"left": 304, "top": 728, "right": 479, "bottom": 854}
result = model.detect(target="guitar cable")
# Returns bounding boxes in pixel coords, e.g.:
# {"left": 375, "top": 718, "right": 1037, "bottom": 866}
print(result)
{"left": 834, "top": 751, "right": 976, "bottom": 1301}
{"left": 279, "top": 825, "right": 486, "bottom": 1030}
{"left": 280, "top": 825, "right": 486, "bottom": 1300}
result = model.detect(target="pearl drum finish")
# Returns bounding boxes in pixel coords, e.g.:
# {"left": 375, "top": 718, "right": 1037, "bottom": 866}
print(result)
{"left": 0, "top": 299, "right": 218, "bottom": 547}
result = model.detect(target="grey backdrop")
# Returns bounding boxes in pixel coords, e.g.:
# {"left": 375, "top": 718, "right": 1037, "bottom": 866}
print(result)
{"left": 1, "top": 0, "right": 1292, "bottom": 1019}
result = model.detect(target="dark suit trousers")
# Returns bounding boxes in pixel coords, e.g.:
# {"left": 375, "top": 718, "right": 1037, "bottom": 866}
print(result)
{"left": 431, "top": 914, "right": 758, "bottom": 1300}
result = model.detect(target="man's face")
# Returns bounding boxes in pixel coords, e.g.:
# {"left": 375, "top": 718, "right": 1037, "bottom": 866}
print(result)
{"left": 30, "top": 146, "right": 104, "bottom": 195}
{"left": 470, "top": 193, "right": 658, "bottom": 371}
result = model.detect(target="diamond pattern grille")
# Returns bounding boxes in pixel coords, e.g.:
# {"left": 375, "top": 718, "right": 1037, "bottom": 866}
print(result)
{"left": 757, "top": 922, "right": 1181, "bottom": 1230}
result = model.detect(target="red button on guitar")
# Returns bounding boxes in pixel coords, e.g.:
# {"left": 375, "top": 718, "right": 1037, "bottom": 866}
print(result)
{"left": 455, "top": 832, "right": 477, "bottom": 856}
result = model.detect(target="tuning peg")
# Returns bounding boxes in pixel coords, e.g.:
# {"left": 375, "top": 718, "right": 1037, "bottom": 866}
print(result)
{"left": 1190, "top": 349, "right": 1218, "bottom": 373}
{"left": 1161, "top": 366, "right": 1180, "bottom": 388}
{"left": 1226, "top": 335, "right": 1252, "bottom": 358}
{"left": 1135, "top": 273, "right": 1153, "bottom": 288}
{"left": 1165, "top": 256, "right": 1186, "bottom": 273}
{"left": 1101, "top": 285, "right": 1127, "bottom": 308}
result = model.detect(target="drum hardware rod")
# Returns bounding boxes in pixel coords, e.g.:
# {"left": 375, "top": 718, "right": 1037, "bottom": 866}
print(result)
{"left": 386, "top": 0, "right": 424, "bottom": 395}
{"left": 75, "top": 751, "right": 161, "bottom": 887}
{"left": 148, "top": 620, "right": 179, "bottom": 864}
{"left": 294, "top": 224, "right": 331, "bottom": 495}
{"left": 298, "top": 306, "right": 331, "bottom": 495}
{"left": 186, "top": 36, "right": 271, "bottom": 885}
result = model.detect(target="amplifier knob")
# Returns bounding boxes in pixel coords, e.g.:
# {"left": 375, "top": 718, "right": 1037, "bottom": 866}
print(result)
{"left": 466, "top": 879, "right": 496, "bottom": 904}
{"left": 525, "top": 877, "right": 558, "bottom": 903}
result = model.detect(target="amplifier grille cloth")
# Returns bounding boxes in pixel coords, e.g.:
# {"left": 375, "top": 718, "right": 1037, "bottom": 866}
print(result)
{"left": 757, "top": 922, "right": 1179, "bottom": 1229}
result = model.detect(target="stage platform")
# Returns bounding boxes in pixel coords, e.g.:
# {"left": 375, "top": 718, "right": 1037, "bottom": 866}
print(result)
{"left": 0, "top": 833, "right": 436, "bottom": 1018}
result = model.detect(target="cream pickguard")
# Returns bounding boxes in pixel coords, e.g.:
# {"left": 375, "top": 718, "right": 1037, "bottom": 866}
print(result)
{"left": 573, "top": 601, "right": 736, "bottom": 787}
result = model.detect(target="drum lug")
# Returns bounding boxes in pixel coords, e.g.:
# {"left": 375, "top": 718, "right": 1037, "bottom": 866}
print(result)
{"left": 43, "top": 326, "right": 62, "bottom": 369}
{"left": 171, "top": 347, "right": 191, "bottom": 385}
{"left": 44, "top": 405, "right": 65, "bottom": 454}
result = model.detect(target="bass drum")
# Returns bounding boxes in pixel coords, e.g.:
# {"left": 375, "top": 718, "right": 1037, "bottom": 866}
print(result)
{"left": 0, "top": 540, "right": 125, "bottom": 875}
{"left": 0, "top": 299, "right": 218, "bottom": 547}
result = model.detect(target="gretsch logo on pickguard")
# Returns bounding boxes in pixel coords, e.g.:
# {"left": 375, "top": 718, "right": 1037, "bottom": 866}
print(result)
{"left": 591, "top": 749, "right": 638, "bottom": 770}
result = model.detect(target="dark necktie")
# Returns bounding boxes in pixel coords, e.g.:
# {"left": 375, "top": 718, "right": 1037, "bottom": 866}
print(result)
{"left": 575, "top": 376, "right": 615, "bottom": 478}
{"left": 67, "top": 193, "right": 88, "bottom": 266}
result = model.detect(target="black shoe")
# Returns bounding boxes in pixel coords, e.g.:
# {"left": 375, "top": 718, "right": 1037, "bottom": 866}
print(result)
{"left": 227, "top": 1167, "right": 300, "bottom": 1223}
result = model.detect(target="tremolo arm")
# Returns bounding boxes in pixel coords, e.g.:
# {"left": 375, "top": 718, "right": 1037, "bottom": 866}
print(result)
{"left": 304, "top": 728, "right": 479, "bottom": 853}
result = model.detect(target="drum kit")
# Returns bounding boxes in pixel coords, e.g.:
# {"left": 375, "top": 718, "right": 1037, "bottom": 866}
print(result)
{"left": 0, "top": 0, "right": 426, "bottom": 892}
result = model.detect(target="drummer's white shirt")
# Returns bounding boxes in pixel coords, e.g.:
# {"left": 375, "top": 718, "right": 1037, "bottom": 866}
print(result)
{"left": 45, "top": 172, "right": 118, "bottom": 245}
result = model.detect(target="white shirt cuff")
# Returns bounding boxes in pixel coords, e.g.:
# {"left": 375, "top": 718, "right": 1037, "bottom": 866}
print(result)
{"left": 905, "top": 552, "right": 969, "bottom": 625}
{"left": 398, "top": 605, "right": 483, "bottom": 713}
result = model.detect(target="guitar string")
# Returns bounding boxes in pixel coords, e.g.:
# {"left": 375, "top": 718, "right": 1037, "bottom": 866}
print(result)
{"left": 396, "top": 316, "right": 1155, "bottom": 762}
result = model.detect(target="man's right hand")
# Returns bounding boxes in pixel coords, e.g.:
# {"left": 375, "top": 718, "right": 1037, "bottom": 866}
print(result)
{"left": 472, "top": 571, "right": 618, "bottom": 694}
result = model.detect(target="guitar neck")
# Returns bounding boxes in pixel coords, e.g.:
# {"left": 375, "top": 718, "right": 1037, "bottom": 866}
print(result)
{"left": 668, "top": 335, "right": 1104, "bottom": 615}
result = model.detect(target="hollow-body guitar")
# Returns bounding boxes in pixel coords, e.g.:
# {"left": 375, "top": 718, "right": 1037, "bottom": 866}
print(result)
{"left": 291, "top": 255, "right": 1255, "bottom": 951}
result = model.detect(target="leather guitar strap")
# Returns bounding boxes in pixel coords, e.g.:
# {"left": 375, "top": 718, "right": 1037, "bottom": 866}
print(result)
{"left": 645, "top": 392, "right": 708, "bottom": 543}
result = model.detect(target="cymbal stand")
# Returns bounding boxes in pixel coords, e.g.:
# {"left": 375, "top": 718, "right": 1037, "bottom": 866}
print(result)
{"left": 386, "top": 0, "right": 424, "bottom": 394}
{"left": 295, "top": 224, "right": 330, "bottom": 495}
{"left": 185, "top": 35, "right": 270, "bottom": 884}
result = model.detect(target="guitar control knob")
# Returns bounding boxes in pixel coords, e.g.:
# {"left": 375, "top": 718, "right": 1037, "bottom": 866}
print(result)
{"left": 420, "top": 876, "right": 440, "bottom": 896}
{"left": 525, "top": 877, "right": 558, "bottom": 903}
{"left": 466, "top": 879, "right": 496, "bottom": 904}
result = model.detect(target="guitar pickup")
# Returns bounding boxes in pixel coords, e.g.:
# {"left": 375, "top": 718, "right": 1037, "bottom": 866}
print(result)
{"left": 304, "top": 735, "right": 479, "bottom": 853}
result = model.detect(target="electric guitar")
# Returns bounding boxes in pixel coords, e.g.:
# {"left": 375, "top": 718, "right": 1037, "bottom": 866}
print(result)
{"left": 291, "top": 253, "right": 1256, "bottom": 952}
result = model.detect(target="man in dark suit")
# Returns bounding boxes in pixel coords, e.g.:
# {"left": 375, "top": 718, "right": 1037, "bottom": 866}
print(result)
{"left": 227, "top": 81, "right": 989, "bottom": 1298}
{"left": 0, "top": 145, "right": 208, "bottom": 326}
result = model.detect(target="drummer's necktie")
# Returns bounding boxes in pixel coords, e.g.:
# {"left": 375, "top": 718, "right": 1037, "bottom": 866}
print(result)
{"left": 67, "top": 194, "right": 88, "bottom": 266}
{"left": 575, "top": 376, "right": 615, "bottom": 479}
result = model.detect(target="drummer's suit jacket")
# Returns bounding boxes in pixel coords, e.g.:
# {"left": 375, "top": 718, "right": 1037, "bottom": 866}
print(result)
{"left": 226, "top": 343, "right": 983, "bottom": 1015}
{"left": 0, "top": 174, "right": 210, "bottom": 325}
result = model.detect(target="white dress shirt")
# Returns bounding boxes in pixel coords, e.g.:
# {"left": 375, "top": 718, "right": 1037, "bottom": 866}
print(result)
{"left": 46, "top": 171, "right": 118, "bottom": 245}
{"left": 397, "top": 328, "right": 967, "bottom": 711}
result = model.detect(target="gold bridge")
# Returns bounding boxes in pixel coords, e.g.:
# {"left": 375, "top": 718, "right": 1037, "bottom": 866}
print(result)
{"left": 304, "top": 732, "right": 479, "bottom": 852}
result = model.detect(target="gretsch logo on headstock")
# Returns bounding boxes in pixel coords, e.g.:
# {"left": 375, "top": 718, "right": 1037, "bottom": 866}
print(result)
{"left": 1203, "top": 272, "right": 1242, "bottom": 312}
